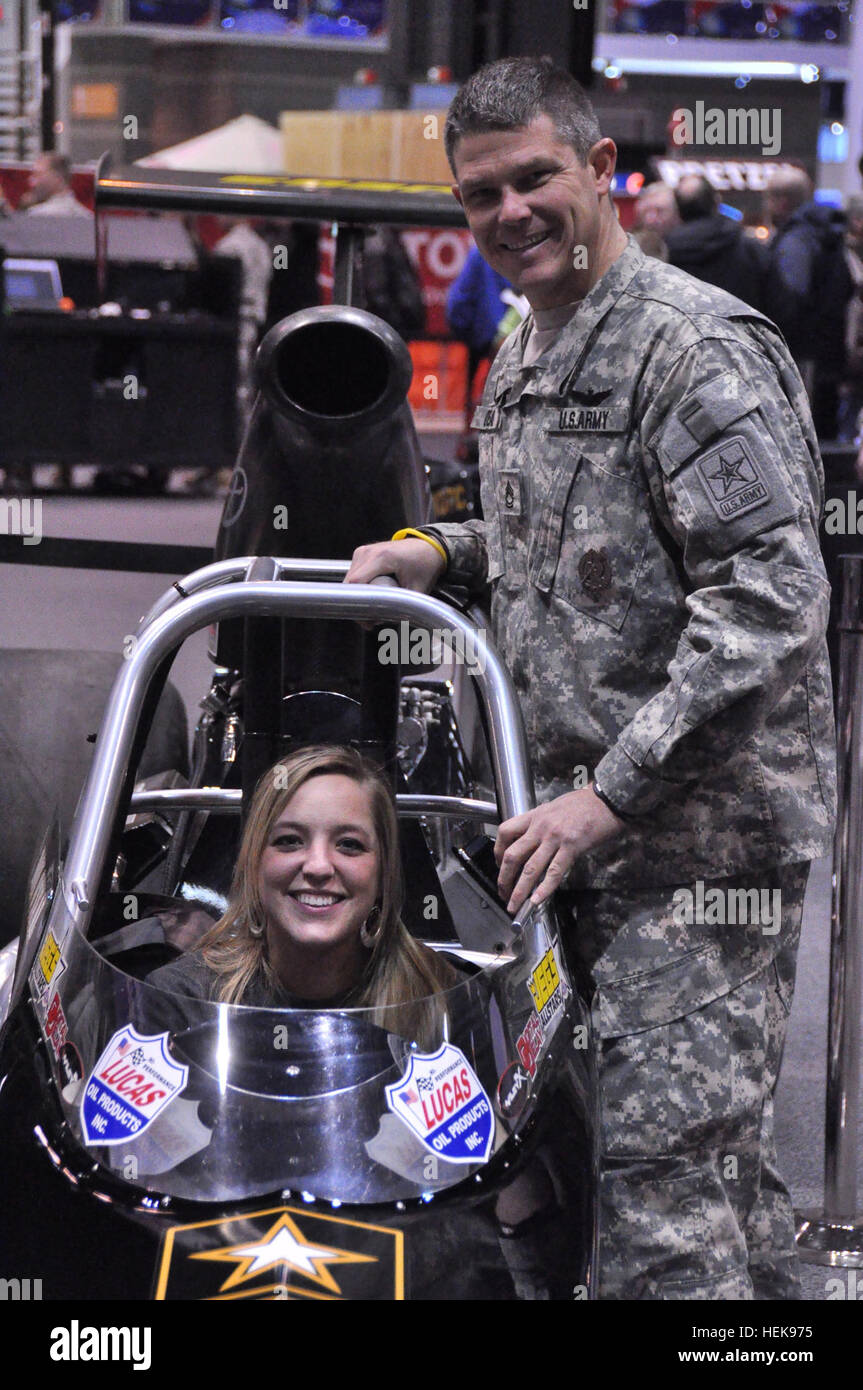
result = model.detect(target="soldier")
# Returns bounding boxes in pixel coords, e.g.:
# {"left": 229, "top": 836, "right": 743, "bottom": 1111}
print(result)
{"left": 346, "top": 57, "right": 836, "bottom": 1299}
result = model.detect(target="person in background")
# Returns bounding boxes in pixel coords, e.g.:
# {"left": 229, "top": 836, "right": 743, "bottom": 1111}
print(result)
{"left": 840, "top": 194, "right": 863, "bottom": 448}
{"left": 448, "top": 243, "right": 530, "bottom": 437}
{"left": 634, "top": 179, "right": 679, "bottom": 237}
{"left": 764, "top": 167, "right": 852, "bottom": 439}
{"left": 630, "top": 225, "right": 668, "bottom": 261}
{"left": 19, "top": 153, "right": 91, "bottom": 217}
{"left": 214, "top": 218, "right": 274, "bottom": 435}
{"left": 665, "top": 173, "right": 766, "bottom": 310}
{"left": 357, "top": 225, "right": 426, "bottom": 342}
{"left": 448, "top": 243, "right": 524, "bottom": 359}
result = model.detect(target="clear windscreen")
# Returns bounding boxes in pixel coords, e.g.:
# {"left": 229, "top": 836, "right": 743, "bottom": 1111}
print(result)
{"left": 29, "top": 897, "right": 576, "bottom": 1206}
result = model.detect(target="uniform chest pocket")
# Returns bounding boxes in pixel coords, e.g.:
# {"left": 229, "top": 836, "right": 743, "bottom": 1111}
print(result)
{"left": 529, "top": 448, "right": 651, "bottom": 631}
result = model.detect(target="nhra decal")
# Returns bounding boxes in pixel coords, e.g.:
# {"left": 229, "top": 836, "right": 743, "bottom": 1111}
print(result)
{"left": 155, "top": 1205, "right": 404, "bottom": 1300}
{"left": 527, "top": 944, "right": 568, "bottom": 1031}
{"left": 81, "top": 1026, "right": 188, "bottom": 1146}
{"left": 385, "top": 1042, "right": 493, "bottom": 1164}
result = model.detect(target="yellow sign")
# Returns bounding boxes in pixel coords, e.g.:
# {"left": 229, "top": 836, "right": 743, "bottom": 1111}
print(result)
{"left": 528, "top": 947, "right": 561, "bottom": 1015}
{"left": 38, "top": 930, "right": 61, "bottom": 986}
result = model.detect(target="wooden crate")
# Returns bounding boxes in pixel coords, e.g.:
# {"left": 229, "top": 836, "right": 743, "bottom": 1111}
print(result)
{"left": 279, "top": 110, "right": 451, "bottom": 184}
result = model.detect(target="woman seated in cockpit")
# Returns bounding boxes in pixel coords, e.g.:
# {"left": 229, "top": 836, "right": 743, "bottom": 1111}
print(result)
{"left": 148, "top": 743, "right": 459, "bottom": 1010}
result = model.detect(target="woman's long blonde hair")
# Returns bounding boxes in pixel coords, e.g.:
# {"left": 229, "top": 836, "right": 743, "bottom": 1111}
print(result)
{"left": 198, "top": 745, "right": 458, "bottom": 1018}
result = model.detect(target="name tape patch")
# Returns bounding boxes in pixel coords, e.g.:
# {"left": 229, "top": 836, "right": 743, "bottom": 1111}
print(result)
{"left": 470, "top": 405, "right": 501, "bottom": 432}
{"left": 548, "top": 404, "right": 629, "bottom": 434}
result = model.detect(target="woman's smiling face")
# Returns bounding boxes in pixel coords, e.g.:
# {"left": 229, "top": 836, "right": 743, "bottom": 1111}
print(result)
{"left": 257, "top": 774, "right": 380, "bottom": 971}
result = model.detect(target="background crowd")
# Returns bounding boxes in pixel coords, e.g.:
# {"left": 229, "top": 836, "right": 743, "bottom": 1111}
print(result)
{"left": 445, "top": 163, "right": 863, "bottom": 467}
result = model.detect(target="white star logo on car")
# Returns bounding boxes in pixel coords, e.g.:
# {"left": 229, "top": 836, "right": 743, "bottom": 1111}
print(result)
{"left": 190, "top": 1212, "right": 376, "bottom": 1295}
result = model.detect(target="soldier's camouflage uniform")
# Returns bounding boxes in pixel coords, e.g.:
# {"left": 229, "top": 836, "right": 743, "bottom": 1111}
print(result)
{"left": 427, "top": 236, "right": 836, "bottom": 1299}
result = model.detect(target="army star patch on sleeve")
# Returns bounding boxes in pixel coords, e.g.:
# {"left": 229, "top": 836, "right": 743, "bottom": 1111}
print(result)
{"left": 694, "top": 436, "right": 770, "bottom": 522}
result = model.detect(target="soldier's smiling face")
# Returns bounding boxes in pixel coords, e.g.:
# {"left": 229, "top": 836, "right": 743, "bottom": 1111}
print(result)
{"left": 451, "top": 114, "right": 618, "bottom": 310}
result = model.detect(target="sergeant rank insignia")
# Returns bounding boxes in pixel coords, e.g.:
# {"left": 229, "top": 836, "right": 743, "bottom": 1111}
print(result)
{"left": 499, "top": 470, "right": 522, "bottom": 517}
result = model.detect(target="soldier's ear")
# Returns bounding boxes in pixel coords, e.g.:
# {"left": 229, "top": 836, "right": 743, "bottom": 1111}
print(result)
{"left": 589, "top": 139, "right": 618, "bottom": 197}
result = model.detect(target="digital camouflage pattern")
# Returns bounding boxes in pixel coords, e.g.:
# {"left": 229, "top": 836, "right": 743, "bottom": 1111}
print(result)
{"left": 426, "top": 235, "right": 835, "bottom": 1297}
{"left": 586, "top": 862, "right": 808, "bottom": 1299}
{"left": 431, "top": 236, "right": 836, "bottom": 891}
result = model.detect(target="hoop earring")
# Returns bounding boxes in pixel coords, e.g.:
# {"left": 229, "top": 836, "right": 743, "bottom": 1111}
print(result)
{"left": 360, "top": 904, "right": 382, "bottom": 949}
{"left": 249, "top": 917, "right": 265, "bottom": 939}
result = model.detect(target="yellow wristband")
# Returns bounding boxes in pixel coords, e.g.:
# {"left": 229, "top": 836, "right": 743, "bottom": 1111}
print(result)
{"left": 390, "top": 528, "right": 448, "bottom": 565}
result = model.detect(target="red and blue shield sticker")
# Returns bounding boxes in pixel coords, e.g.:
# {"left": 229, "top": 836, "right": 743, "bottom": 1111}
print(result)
{"left": 81, "top": 1025, "right": 188, "bottom": 1146}
{"left": 385, "top": 1042, "right": 493, "bottom": 1164}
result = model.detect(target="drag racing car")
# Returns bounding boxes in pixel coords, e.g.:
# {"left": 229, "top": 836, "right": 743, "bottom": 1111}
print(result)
{"left": 0, "top": 166, "right": 598, "bottom": 1301}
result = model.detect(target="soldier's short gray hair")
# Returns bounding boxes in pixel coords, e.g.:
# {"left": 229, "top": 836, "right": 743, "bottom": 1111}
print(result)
{"left": 444, "top": 57, "right": 602, "bottom": 174}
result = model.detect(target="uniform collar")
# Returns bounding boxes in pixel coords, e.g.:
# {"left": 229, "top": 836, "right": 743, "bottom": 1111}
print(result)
{"left": 491, "top": 235, "right": 645, "bottom": 402}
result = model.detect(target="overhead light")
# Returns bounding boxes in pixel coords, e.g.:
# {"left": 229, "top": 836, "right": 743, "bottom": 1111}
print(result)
{"left": 593, "top": 56, "right": 806, "bottom": 77}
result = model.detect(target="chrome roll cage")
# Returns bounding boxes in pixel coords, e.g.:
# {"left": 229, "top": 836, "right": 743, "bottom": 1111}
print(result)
{"left": 61, "top": 559, "right": 535, "bottom": 933}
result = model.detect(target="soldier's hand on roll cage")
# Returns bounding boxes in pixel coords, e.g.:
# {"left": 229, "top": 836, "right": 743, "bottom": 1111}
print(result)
{"left": 346, "top": 540, "right": 625, "bottom": 916}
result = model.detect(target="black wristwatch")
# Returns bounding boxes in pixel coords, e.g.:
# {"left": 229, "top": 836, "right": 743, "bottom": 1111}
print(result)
{"left": 591, "top": 778, "right": 637, "bottom": 824}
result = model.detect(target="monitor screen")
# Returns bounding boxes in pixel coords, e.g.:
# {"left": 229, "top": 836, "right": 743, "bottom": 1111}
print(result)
{"left": 4, "top": 258, "right": 63, "bottom": 309}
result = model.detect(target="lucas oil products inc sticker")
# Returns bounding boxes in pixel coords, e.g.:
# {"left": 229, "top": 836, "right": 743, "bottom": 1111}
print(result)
{"left": 81, "top": 1026, "right": 188, "bottom": 1146}
{"left": 385, "top": 1042, "right": 494, "bottom": 1165}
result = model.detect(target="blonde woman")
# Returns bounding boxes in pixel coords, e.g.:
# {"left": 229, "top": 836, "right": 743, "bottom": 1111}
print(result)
{"left": 148, "top": 744, "right": 458, "bottom": 1013}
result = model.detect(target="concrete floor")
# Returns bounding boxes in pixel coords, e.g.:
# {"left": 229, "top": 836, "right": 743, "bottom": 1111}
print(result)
{"left": 0, "top": 491, "right": 224, "bottom": 723}
{"left": 777, "top": 855, "right": 863, "bottom": 1300}
{"left": 2, "top": 485, "right": 861, "bottom": 1301}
